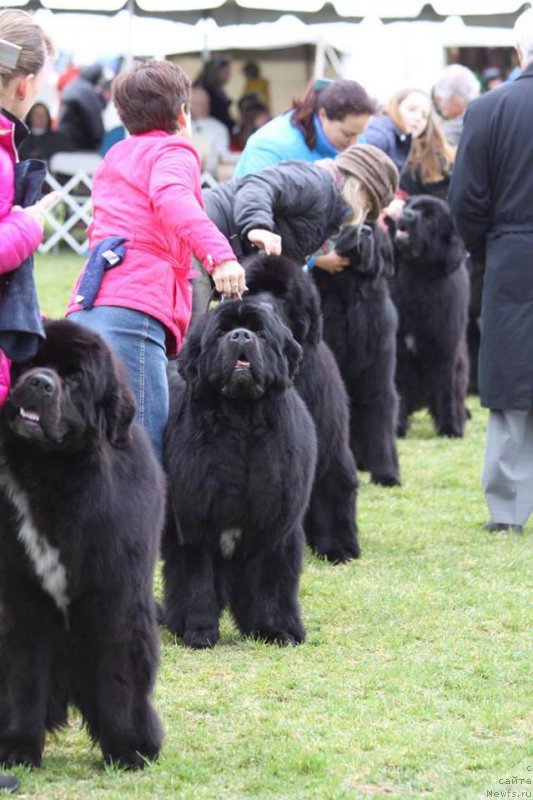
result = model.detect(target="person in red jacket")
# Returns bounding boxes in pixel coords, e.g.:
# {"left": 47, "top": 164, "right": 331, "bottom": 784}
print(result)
{"left": 0, "top": 9, "right": 58, "bottom": 409}
{"left": 67, "top": 60, "right": 245, "bottom": 460}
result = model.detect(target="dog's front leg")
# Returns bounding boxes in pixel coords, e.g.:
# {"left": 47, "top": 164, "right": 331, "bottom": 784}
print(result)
{"left": 162, "top": 540, "right": 222, "bottom": 649}
{"left": 0, "top": 584, "right": 57, "bottom": 767}
{"left": 230, "top": 532, "right": 306, "bottom": 645}
{"left": 71, "top": 593, "right": 162, "bottom": 769}
{"left": 429, "top": 358, "right": 465, "bottom": 437}
{"left": 352, "top": 395, "right": 401, "bottom": 487}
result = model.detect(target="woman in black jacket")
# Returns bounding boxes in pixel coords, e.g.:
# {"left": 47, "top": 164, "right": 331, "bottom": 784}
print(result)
{"left": 203, "top": 143, "right": 398, "bottom": 271}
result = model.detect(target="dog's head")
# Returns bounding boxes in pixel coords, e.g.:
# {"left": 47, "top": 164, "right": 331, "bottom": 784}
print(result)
{"left": 335, "top": 222, "right": 394, "bottom": 279}
{"left": 179, "top": 298, "right": 302, "bottom": 400}
{"left": 4, "top": 319, "right": 136, "bottom": 451}
{"left": 243, "top": 253, "right": 323, "bottom": 346}
{"left": 394, "top": 195, "right": 465, "bottom": 274}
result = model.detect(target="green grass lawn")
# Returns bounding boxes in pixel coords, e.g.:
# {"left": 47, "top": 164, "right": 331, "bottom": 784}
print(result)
{"left": 4, "top": 251, "right": 530, "bottom": 799}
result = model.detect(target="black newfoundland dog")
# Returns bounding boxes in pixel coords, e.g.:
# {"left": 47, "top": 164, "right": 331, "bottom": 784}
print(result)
{"left": 244, "top": 253, "right": 361, "bottom": 564}
{"left": 0, "top": 320, "right": 165, "bottom": 769}
{"left": 312, "top": 223, "right": 400, "bottom": 486}
{"left": 162, "top": 298, "right": 317, "bottom": 648}
{"left": 391, "top": 195, "right": 470, "bottom": 437}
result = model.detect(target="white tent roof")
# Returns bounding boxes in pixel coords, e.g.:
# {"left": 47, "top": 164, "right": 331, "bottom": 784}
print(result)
{"left": 35, "top": 8, "right": 518, "bottom": 60}
{"left": 2, "top": 0, "right": 530, "bottom": 17}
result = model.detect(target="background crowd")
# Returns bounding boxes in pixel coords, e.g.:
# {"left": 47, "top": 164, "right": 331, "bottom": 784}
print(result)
{"left": 12, "top": 43, "right": 521, "bottom": 186}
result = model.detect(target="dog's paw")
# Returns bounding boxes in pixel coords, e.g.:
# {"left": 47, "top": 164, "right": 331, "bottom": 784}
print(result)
{"left": 183, "top": 628, "right": 219, "bottom": 649}
{"left": 254, "top": 626, "right": 306, "bottom": 646}
{"left": 313, "top": 539, "right": 361, "bottom": 564}
{"left": 0, "top": 742, "right": 41, "bottom": 768}
{"left": 437, "top": 425, "right": 463, "bottom": 438}
{"left": 104, "top": 748, "right": 157, "bottom": 770}
{"left": 371, "top": 473, "right": 401, "bottom": 487}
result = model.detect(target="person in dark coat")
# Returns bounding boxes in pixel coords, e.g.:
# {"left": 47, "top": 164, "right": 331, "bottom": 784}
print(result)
{"left": 58, "top": 63, "right": 105, "bottom": 151}
{"left": 194, "top": 55, "right": 235, "bottom": 134}
{"left": 203, "top": 143, "right": 398, "bottom": 265}
{"left": 448, "top": 6, "right": 533, "bottom": 533}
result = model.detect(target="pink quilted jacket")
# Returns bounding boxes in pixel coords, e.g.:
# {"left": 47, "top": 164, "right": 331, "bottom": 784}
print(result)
{"left": 0, "top": 110, "right": 42, "bottom": 408}
{"left": 0, "top": 111, "right": 43, "bottom": 274}
{"left": 67, "top": 131, "right": 237, "bottom": 355}
{"left": 0, "top": 352, "right": 10, "bottom": 407}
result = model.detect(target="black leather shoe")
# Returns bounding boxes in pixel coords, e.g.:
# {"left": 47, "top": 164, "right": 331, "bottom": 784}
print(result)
{"left": 484, "top": 521, "right": 524, "bottom": 533}
{"left": 0, "top": 776, "right": 19, "bottom": 794}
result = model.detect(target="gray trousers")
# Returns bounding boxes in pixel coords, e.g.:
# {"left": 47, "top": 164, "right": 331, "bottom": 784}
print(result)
{"left": 482, "top": 409, "right": 533, "bottom": 526}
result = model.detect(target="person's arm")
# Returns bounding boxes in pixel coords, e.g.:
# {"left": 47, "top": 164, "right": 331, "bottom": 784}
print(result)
{"left": 0, "top": 208, "right": 43, "bottom": 274}
{"left": 149, "top": 143, "right": 245, "bottom": 294}
{"left": 314, "top": 251, "right": 350, "bottom": 274}
{"left": 447, "top": 103, "right": 490, "bottom": 263}
{"left": 232, "top": 163, "right": 320, "bottom": 245}
{"left": 0, "top": 153, "right": 52, "bottom": 272}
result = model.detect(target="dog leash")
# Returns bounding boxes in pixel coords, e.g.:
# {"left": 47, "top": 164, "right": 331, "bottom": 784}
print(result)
{"left": 206, "top": 286, "right": 243, "bottom": 313}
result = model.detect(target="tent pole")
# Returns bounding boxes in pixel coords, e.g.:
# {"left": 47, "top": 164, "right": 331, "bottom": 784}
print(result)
{"left": 125, "top": 0, "right": 134, "bottom": 66}
{"left": 314, "top": 37, "right": 326, "bottom": 78}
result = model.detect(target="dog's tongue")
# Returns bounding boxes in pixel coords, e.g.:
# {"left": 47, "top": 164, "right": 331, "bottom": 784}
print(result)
{"left": 396, "top": 229, "right": 410, "bottom": 240}
{"left": 235, "top": 359, "right": 251, "bottom": 369}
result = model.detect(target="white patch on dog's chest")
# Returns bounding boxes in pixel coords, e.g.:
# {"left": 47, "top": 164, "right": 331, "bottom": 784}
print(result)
{"left": 220, "top": 528, "right": 242, "bottom": 558}
{"left": 2, "top": 474, "right": 69, "bottom": 614}
{"left": 405, "top": 334, "right": 417, "bottom": 354}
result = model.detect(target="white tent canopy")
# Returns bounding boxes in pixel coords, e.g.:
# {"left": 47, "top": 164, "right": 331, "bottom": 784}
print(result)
{"left": 32, "top": 7, "right": 520, "bottom": 61}
{"left": 1, "top": 0, "right": 529, "bottom": 21}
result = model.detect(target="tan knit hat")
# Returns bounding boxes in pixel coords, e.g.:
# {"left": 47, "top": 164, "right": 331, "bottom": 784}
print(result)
{"left": 335, "top": 144, "right": 399, "bottom": 220}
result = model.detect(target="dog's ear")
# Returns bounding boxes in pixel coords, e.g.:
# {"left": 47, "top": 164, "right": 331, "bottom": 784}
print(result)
{"left": 101, "top": 354, "right": 136, "bottom": 447}
{"left": 269, "top": 321, "right": 303, "bottom": 390}
{"left": 290, "top": 276, "right": 323, "bottom": 345}
{"left": 177, "top": 322, "right": 203, "bottom": 389}
{"left": 442, "top": 228, "right": 466, "bottom": 275}
{"left": 376, "top": 225, "right": 396, "bottom": 278}
{"left": 283, "top": 327, "right": 303, "bottom": 383}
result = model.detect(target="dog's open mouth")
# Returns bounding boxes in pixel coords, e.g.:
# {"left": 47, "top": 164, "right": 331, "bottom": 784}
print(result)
{"left": 396, "top": 229, "right": 410, "bottom": 241}
{"left": 18, "top": 407, "right": 41, "bottom": 426}
{"left": 234, "top": 359, "right": 251, "bottom": 371}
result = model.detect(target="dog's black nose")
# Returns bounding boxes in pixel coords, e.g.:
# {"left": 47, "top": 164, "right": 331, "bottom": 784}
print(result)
{"left": 229, "top": 328, "right": 253, "bottom": 344}
{"left": 29, "top": 372, "right": 55, "bottom": 394}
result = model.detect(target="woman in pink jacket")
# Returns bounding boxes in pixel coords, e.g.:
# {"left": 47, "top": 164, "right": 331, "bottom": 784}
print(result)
{"left": 0, "top": 10, "right": 57, "bottom": 409}
{"left": 67, "top": 60, "right": 245, "bottom": 460}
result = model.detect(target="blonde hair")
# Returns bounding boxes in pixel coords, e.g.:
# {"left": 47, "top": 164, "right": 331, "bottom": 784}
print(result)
{"left": 0, "top": 9, "right": 54, "bottom": 88}
{"left": 340, "top": 174, "right": 368, "bottom": 228}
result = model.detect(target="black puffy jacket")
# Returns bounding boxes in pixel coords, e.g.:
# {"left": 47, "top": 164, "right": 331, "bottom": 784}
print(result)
{"left": 204, "top": 161, "right": 352, "bottom": 263}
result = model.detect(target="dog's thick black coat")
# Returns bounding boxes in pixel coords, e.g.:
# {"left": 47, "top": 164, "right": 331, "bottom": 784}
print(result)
{"left": 312, "top": 223, "right": 400, "bottom": 486}
{"left": 162, "top": 299, "right": 317, "bottom": 648}
{"left": 392, "top": 195, "right": 470, "bottom": 437}
{"left": 0, "top": 320, "right": 165, "bottom": 769}
{"left": 244, "top": 253, "right": 360, "bottom": 563}
{"left": 466, "top": 255, "right": 484, "bottom": 394}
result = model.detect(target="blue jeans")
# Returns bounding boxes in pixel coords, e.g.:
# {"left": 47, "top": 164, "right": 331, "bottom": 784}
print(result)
{"left": 69, "top": 306, "right": 168, "bottom": 461}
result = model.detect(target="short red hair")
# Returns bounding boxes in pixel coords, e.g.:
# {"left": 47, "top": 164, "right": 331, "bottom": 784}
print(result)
{"left": 112, "top": 60, "right": 191, "bottom": 135}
